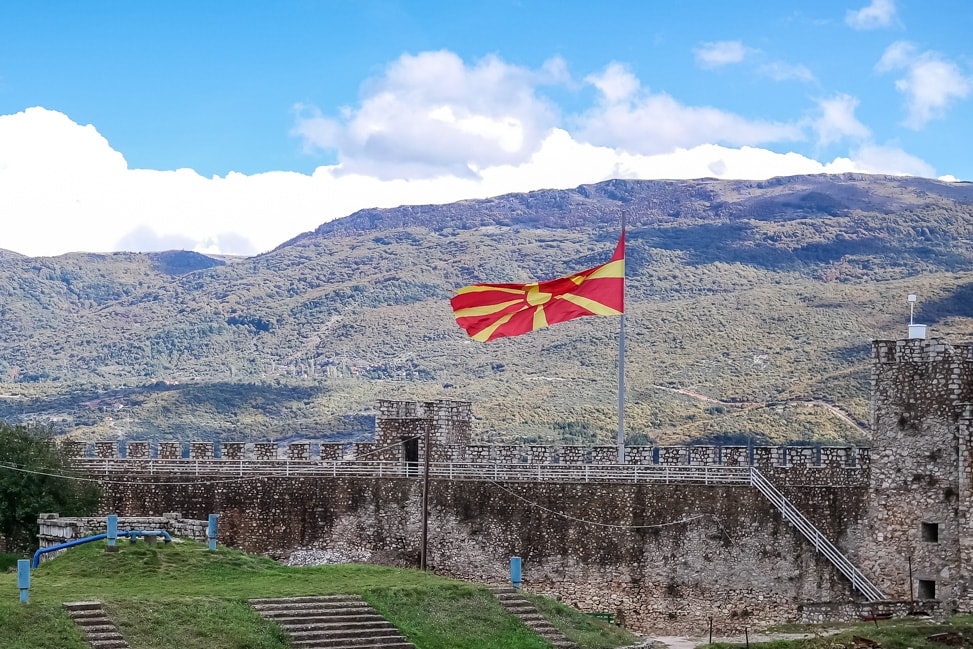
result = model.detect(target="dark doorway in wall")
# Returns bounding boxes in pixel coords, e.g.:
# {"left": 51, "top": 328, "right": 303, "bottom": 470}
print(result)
{"left": 403, "top": 436, "right": 419, "bottom": 477}
{"left": 922, "top": 522, "right": 940, "bottom": 542}
{"left": 918, "top": 579, "right": 936, "bottom": 600}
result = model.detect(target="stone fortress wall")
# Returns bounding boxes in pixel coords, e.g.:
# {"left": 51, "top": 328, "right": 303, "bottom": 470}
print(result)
{"left": 67, "top": 337, "right": 973, "bottom": 632}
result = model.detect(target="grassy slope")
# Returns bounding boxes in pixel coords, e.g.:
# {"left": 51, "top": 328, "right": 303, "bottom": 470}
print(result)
{"left": 0, "top": 540, "right": 634, "bottom": 649}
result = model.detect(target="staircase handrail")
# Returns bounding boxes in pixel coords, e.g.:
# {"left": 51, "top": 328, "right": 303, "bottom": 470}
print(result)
{"left": 749, "top": 466, "right": 884, "bottom": 601}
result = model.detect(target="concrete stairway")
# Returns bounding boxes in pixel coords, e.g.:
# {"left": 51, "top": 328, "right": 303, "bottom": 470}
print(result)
{"left": 62, "top": 601, "right": 130, "bottom": 649}
{"left": 489, "top": 586, "right": 578, "bottom": 649}
{"left": 249, "top": 595, "right": 415, "bottom": 649}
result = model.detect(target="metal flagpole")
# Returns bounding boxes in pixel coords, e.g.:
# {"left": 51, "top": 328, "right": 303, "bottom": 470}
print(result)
{"left": 617, "top": 213, "right": 626, "bottom": 464}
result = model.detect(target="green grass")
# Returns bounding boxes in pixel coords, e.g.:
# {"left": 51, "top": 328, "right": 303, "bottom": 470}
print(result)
{"left": 0, "top": 552, "right": 24, "bottom": 572}
{"left": 0, "top": 538, "right": 634, "bottom": 649}
{"left": 365, "top": 585, "right": 551, "bottom": 649}
{"left": 526, "top": 593, "right": 638, "bottom": 648}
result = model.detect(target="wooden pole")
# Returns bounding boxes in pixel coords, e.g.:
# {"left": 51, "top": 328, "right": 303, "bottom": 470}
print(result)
{"left": 420, "top": 422, "right": 431, "bottom": 571}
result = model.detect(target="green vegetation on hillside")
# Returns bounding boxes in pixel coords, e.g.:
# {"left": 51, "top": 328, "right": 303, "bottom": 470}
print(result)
{"left": 1, "top": 175, "right": 973, "bottom": 445}
{"left": 0, "top": 538, "right": 635, "bottom": 649}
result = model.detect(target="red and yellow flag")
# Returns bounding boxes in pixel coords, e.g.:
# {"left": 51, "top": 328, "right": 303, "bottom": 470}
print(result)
{"left": 450, "top": 233, "right": 624, "bottom": 342}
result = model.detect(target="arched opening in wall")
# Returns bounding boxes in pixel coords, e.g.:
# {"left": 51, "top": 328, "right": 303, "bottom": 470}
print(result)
{"left": 918, "top": 579, "right": 936, "bottom": 600}
{"left": 402, "top": 436, "right": 419, "bottom": 477}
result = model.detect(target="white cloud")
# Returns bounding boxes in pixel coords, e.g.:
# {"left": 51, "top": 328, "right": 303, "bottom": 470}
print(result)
{"left": 758, "top": 61, "right": 816, "bottom": 83}
{"left": 577, "top": 64, "right": 803, "bottom": 154}
{"left": 812, "top": 94, "right": 871, "bottom": 145}
{"left": 848, "top": 144, "right": 936, "bottom": 177}
{"left": 694, "top": 41, "right": 750, "bottom": 69}
{"left": 876, "top": 41, "right": 973, "bottom": 129}
{"left": 292, "top": 50, "right": 562, "bottom": 180}
{"left": 1, "top": 106, "right": 937, "bottom": 258}
{"left": 845, "top": 0, "right": 897, "bottom": 30}
{"left": 584, "top": 62, "right": 640, "bottom": 103}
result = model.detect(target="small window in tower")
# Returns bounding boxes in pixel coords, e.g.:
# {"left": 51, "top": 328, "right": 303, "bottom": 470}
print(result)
{"left": 917, "top": 579, "right": 936, "bottom": 600}
{"left": 921, "top": 522, "right": 940, "bottom": 543}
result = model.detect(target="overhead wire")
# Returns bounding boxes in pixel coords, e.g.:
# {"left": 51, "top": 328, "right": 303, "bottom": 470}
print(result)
{"left": 2, "top": 437, "right": 734, "bottom": 534}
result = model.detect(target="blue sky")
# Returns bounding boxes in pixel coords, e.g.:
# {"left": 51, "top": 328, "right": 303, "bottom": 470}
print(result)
{"left": 1, "top": 1, "right": 971, "bottom": 257}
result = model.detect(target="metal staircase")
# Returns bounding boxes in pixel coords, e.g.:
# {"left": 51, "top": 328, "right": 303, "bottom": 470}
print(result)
{"left": 749, "top": 467, "right": 885, "bottom": 601}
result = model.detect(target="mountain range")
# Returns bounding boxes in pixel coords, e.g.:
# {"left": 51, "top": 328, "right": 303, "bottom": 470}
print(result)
{"left": 2, "top": 173, "right": 972, "bottom": 447}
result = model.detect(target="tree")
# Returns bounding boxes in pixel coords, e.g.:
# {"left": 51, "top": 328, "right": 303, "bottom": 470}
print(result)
{"left": 0, "top": 423, "right": 101, "bottom": 552}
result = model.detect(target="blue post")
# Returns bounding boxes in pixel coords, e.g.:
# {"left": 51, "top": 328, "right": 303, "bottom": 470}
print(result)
{"left": 107, "top": 515, "right": 118, "bottom": 547}
{"left": 207, "top": 514, "right": 217, "bottom": 551}
{"left": 510, "top": 556, "right": 522, "bottom": 589}
{"left": 18, "top": 559, "right": 30, "bottom": 603}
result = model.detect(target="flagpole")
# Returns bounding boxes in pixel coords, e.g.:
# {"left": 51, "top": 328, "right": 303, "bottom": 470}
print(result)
{"left": 617, "top": 214, "right": 626, "bottom": 464}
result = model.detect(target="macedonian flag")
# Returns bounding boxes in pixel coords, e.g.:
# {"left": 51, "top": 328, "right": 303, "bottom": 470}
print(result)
{"left": 450, "top": 233, "right": 624, "bottom": 342}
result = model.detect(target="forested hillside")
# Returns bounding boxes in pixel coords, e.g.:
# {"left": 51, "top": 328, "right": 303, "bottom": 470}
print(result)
{"left": 2, "top": 173, "right": 972, "bottom": 446}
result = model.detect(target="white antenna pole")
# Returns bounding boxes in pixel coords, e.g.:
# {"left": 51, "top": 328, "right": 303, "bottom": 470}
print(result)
{"left": 908, "top": 294, "right": 916, "bottom": 325}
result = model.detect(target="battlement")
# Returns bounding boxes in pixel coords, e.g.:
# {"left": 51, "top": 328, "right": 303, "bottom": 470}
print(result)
{"left": 873, "top": 337, "right": 973, "bottom": 364}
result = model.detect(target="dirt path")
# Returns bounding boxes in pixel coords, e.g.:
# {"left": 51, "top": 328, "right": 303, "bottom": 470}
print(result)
{"left": 632, "top": 630, "right": 842, "bottom": 649}
{"left": 651, "top": 385, "right": 868, "bottom": 434}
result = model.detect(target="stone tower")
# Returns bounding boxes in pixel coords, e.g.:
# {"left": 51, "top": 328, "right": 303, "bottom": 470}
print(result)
{"left": 866, "top": 338, "right": 973, "bottom": 604}
{"left": 374, "top": 399, "right": 473, "bottom": 464}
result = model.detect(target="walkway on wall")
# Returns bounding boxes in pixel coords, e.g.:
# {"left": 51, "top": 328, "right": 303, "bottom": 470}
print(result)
{"left": 79, "top": 458, "right": 757, "bottom": 483}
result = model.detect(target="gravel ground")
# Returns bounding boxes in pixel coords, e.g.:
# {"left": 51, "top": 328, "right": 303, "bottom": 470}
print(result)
{"left": 281, "top": 547, "right": 373, "bottom": 566}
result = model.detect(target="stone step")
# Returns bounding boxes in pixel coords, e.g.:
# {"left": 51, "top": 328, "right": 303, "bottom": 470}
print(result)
{"left": 290, "top": 626, "right": 403, "bottom": 639}
{"left": 88, "top": 641, "right": 129, "bottom": 649}
{"left": 294, "top": 632, "right": 414, "bottom": 646}
{"left": 254, "top": 605, "right": 378, "bottom": 616}
{"left": 487, "top": 588, "right": 579, "bottom": 649}
{"left": 278, "top": 620, "right": 398, "bottom": 633}
{"left": 287, "top": 623, "right": 399, "bottom": 634}
{"left": 253, "top": 602, "right": 372, "bottom": 615}
{"left": 272, "top": 613, "right": 388, "bottom": 626}
{"left": 63, "top": 601, "right": 104, "bottom": 611}
{"left": 257, "top": 607, "right": 379, "bottom": 618}
{"left": 250, "top": 595, "right": 415, "bottom": 649}
{"left": 73, "top": 617, "right": 114, "bottom": 627}
{"left": 68, "top": 610, "right": 111, "bottom": 621}
{"left": 250, "top": 595, "right": 363, "bottom": 605}
{"left": 74, "top": 624, "right": 117, "bottom": 634}
{"left": 85, "top": 632, "right": 127, "bottom": 642}
{"left": 289, "top": 638, "right": 415, "bottom": 649}
{"left": 252, "top": 601, "right": 374, "bottom": 612}
{"left": 63, "top": 601, "right": 130, "bottom": 649}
